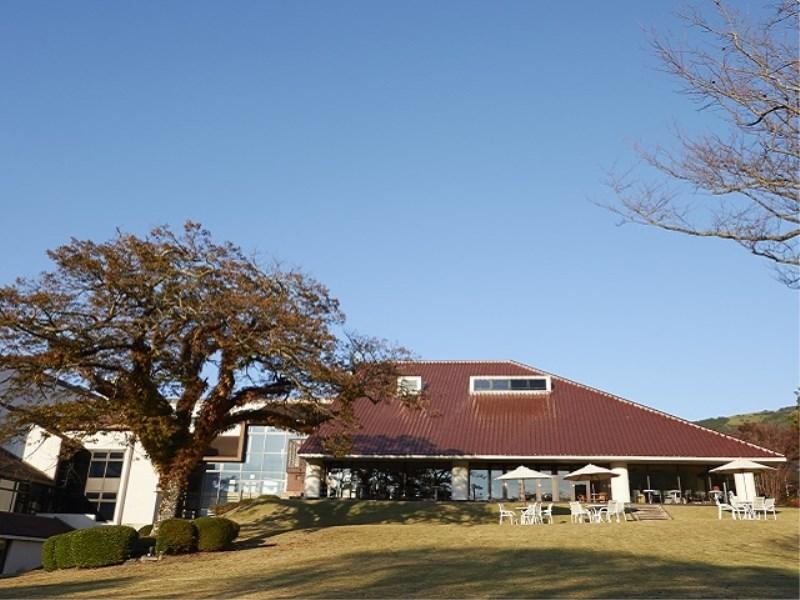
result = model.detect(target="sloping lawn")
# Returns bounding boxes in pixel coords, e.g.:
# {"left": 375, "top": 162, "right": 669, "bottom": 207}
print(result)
{"left": 1, "top": 499, "right": 797, "bottom": 599}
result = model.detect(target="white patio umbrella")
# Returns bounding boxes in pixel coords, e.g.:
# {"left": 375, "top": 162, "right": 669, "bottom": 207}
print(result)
{"left": 710, "top": 459, "right": 774, "bottom": 500}
{"left": 709, "top": 459, "right": 775, "bottom": 474}
{"left": 564, "top": 464, "right": 619, "bottom": 501}
{"left": 495, "top": 466, "right": 552, "bottom": 500}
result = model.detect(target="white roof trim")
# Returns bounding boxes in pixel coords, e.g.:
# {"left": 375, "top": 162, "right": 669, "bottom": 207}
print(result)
{"left": 299, "top": 453, "right": 787, "bottom": 463}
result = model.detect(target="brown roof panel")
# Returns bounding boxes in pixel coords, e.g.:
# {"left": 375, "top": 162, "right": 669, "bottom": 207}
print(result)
{"left": 300, "top": 361, "right": 783, "bottom": 460}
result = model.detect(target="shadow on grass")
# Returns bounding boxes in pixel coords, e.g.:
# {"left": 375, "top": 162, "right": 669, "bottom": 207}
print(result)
{"left": 0, "top": 576, "right": 136, "bottom": 599}
{"left": 209, "top": 546, "right": 798, "bottom": 599}
{"left": 230, "top": 498, "right": 580, "bottom": 548}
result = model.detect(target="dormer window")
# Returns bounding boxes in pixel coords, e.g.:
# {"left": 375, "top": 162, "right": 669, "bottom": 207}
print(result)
{"left": 397, "top": 376, "right": 422, "bottom": 394}
{"left": 470, "top": 376, "right": 551, "bottom": 394}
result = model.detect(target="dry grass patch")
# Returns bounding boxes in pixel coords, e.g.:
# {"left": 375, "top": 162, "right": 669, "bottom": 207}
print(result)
{"left": 0, "top": 501, "right": 797, "bottom": 599}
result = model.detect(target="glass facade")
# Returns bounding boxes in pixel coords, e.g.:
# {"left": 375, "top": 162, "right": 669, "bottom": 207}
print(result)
{"left": 466, "top": 464, "right": 596, "bottom": 502}
{"left": 197, "top": 426, "right": 305, "bottom": 512}
{"left": 324, "top": 461, "right": 452, "bottom": 500}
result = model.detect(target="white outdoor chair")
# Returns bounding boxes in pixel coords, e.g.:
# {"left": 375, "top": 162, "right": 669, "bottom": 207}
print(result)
{"left": 520, "top": 504, "right": 538, "bottom": 525}
{"left": 714, "top": 496, "right": 736, "bottom": 520}
{"left": 498, "top": 503, "right": 517, "bottom": 525}
{"left": 569, "top": 501, "right": 592, "bottom": 524}
{"left": 539, "top": 502, "right": 554, "bottom": 525}
{"left": 761, "top": 498, "right": 777, "bottom": 520}
{"left": 600, "top": 500, "right": 625, "bottom": 523}
{"left": 730, "top": 498, "right": 754, "bottom": 520}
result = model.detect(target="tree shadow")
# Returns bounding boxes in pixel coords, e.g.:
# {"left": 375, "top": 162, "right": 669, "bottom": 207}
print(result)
{"left": 0, "top": 576, "right": 137, "bottom": 599}
{"left": 208, "top": 546, "right": 799, "bottom": 599}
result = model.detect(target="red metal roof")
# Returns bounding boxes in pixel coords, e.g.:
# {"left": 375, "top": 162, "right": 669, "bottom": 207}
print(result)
{"left": 300, "top": 361, "right": 783, "bottom": 460}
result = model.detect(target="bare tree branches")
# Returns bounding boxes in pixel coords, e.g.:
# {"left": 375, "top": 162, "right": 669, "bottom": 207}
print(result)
{"left": 606, "top": 0, "right": 799, "bottom": 287}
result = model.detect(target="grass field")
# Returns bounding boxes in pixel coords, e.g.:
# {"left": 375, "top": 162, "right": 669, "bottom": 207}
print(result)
{"left": 1, "top": 499, "right": 798, "bottom": 599}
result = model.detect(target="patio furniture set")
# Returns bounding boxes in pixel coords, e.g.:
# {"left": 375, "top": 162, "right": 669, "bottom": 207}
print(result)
{"left": 498, "top": 502, "right": 555, "bottom": 525}
{"left": 714, "top": 492, "right": 778, "bottom": 520}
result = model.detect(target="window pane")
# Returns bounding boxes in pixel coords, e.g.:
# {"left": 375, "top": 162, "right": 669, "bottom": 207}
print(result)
{"left": 109, "top": 452, "right": 125, "bottom": 460}
{"left": 530, "top": 379, "right": 547, "bottom": 391}
{"left": 264, "top": 435, "right": 285, "bottom": 453}
{"left": 86, "top": 492, "right": 100, "bottom": 500}
{"left": 510, "top": 379, "right": 529, "bottom": 390}
{"left": 247, "top": 434, "right": 265, "bottom": 453}
{"left": 102, "top": 492, "right": 117, "bottom": 500}
{"left": 96, "top": 502, "right": 116, "bottom": 522}
{"left": 490, "top": 379, "right": 510, "bottom": 390}
{"left": 105, "top": 461, "right": 123, "bottom": 478}
{"left": 92, "top": 452, "right": 108, "bottom": 460}
{"left": 88, "top": 461, "right": 106, "bottom": 478}
{"left": 473, "top": 379, "right": 491, "bottom": 391}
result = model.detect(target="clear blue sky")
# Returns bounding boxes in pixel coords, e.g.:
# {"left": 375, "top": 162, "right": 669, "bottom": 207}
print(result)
{"left": 0, "top": 1, "right": 796, "bottom": 421}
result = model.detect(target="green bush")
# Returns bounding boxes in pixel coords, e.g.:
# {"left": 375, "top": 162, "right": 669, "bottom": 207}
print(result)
{"left": 155, "top": 519, "right": 197, "bottom": 555}
{"left": 138, "top": 524, "right": 153, "bottom": 537}
{"left": 193, "top": 516, "right": 239, "bottom": 552}
{"left": 70, "top": 525, "right": 138, "bottom": 568}
{"left": 53, "top": 532, "right": 76, "bottom": 569}
{"left": 41, "top": 535, "right": 59, "bottom": 571}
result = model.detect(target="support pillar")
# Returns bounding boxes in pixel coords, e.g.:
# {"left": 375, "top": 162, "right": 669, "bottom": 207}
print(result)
{"left": 734, "top": 472, "right": 757, "bottom": 501}
{"left": 304, "top": 460, "right": 323, "bottom": 499}
{"left": 451, "top": 460, "right": 469, "bottom": 501}
{"left": 610, "top": 462, "right": 631, "bottom": 503}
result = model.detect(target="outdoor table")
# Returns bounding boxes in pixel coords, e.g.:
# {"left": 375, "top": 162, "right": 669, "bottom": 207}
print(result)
{"left": 642, "top": 489, "right": 660, "bottom": 504}
{"left": 586, "top": 503, "right": 608, "bottom": 523}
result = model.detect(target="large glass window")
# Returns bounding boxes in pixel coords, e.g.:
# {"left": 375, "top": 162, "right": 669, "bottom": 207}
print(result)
{"left": 88, "top": 451, "right": 124, "bottom": 479}
{"left": 86, "top": 491, "right": 117, "bottom": 521}
{"left": 469, "top": 469, "right": 489, "bottom": 500}
{"left": 196, "top": 427, "right": 305, "bottom": 512}
{"left": 470, "top": 377, "right": 550, "bottom": 393}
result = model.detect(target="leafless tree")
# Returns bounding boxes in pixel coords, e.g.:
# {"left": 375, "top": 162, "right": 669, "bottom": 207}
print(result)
{"left": 606, "top": 0, "right": 799, "bottom": 287}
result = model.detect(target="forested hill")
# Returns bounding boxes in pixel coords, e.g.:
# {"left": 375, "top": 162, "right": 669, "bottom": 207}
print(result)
{"left": 695, "top": 405, "right": 797, "bottom": 434}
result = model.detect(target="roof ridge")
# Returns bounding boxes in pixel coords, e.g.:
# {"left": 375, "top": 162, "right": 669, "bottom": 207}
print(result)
{"left": 507, "top": 359, "right": 784, "bottom": 458}
{"left": 398, "top": 359, "right": 519, "bottom": 365}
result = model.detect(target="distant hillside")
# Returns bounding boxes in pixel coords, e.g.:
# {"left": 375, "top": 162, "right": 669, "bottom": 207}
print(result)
{"left": 695, "top": 405, "right": 797, "bottom": 434}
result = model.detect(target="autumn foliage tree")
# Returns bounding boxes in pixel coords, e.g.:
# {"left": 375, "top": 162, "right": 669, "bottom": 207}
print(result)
{"left": 607, "top": 0, "right": 799, "bottom": 287}
{"left": 0, "top": 223, "right": 410, "bottom": 524}
{"left": 734, "top": 415, "right": 799, "bottom": 501}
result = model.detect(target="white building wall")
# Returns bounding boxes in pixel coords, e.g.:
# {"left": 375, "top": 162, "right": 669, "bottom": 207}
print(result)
{"left": 20, "top": 426, "right": 62, "bottom": 480}
{"left": 79, "top": 432, "right": 159, "bottom": 527}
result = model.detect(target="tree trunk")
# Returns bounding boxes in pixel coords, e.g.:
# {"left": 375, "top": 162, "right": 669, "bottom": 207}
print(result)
{"left": 153, "top": 476, "right": 185, "bottom": 532}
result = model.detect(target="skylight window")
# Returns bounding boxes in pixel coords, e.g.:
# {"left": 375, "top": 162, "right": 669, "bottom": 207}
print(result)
{"left": 397, "top": 376, "right": 422, "bottom": 394}
{"left": 470, "top": 376, "right": 551, "bottom": 394}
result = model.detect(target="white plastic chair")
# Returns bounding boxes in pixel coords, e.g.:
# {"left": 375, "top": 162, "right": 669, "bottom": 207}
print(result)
{"left": 762, "top": 498, "right": 777, "bottom": 520}
{"left": 498, "top": 503, "right": 517, "bottom": 525}
{"left": 714, "top": 496, "right": 736, "bottom": 520}
{"left": 520, "top": 504, "right": 538, "bottom": 525}
{"left": 600, "top": 500, "right": 625, "bottom": 523}
{"left": 539, "top": 502, "right": 554, "bottom": 525}
{"left": 569, "top": 501, "right": 591, "bottom": 524}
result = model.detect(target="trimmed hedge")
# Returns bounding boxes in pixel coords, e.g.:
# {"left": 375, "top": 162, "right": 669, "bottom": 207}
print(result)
{"left": 41, "top": 535, "right": 59, "bottom": 571}
{"left": 136, "top": 536, "right": 157, "bottom": 557}
{"left": 70, "top": 525, "right": 138, "bottom": 568}
{"left": 193, "top": 517, "right": 239, "bottom": 552}
{"left": 53, "top": 531, "right": 76, "bottom": 569}
{"left": 138, "top": 524, "right": 153, "bottom": 537}
{"left": 155, "top": 518, "right": 197, "bottom": 555}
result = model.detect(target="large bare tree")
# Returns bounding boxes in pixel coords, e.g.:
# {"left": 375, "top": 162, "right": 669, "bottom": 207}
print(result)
{"left": 607, "top": 0, "right": 799, "bottom": 287}
{"left": 0, "top": 223, "right": 411, "bottom": 524}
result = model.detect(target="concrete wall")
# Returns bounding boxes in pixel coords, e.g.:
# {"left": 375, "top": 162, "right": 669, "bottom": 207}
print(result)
{"left": 21, "top": 426, "right": 62, "bottom": 480}
{"left": 451, "top": 461, "right": 469, "bottom": 501}
{"left": 610, "top": 463, "right": 631, "bottom": 503}
{"left": 1, "top": 539, "right": 44, "bottom": 575}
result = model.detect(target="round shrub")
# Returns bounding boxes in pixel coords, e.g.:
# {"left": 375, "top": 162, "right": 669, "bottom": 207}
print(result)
{"left": 41, "top": 535, "right": 59, "bottom": 571}
{"left": 70, "top": 525, "right": 138, "bottom": 568}
{"left": 54, "top": 531, "right": 77, "bottom": 569}
{"left": 138, "top": 524, "right": 153, "bottom": 537}
{"left": 193, "top": 517, "right": 239, "bottom": 552}
{"left": 155, "top": 518, "right": 197, "bottom": 555}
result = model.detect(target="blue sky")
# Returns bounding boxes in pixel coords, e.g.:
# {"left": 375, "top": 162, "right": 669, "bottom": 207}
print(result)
{"left": 0, "top": 1, "right": 796, "bottom": 420}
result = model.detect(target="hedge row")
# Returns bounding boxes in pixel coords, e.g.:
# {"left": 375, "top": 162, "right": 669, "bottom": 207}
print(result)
{"left": 42, "top": 526, "right": 137, "bottom": 570}
{"left": 43, "top": 517, "right": 239, "bottom": 570}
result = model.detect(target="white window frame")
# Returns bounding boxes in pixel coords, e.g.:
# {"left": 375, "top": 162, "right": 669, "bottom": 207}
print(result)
{"left": 469, "top": 375, "right": 551, "bottom": 394}
{"left": 397, "top": 376, "right": 422, "bottom": 394}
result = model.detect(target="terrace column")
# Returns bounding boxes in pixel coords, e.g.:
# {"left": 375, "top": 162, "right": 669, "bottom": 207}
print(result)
{"left": 609, "top": 462, "right": 631, "bottom": 503}
{"left": 734, "top": 472, "right": 757, "bottom": 501}
{"left": 304, "top": 460, "right": 323, "bottom": 499}
{"left": 451, "top": 461, "right": 469, "bottom": 501}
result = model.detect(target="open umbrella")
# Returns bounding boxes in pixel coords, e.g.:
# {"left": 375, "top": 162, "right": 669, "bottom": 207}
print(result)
{"left": 564, "top": 464, "right": 619, "bottom": 501}
{"left": 495, "top": 466, "right": 552, "bottom": 501}
{"left": 710, "top": 459, "right": 774, "bottom": 500}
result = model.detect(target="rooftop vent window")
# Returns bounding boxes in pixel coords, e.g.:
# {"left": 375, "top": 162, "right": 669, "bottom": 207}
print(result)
{"left": 470, "top": 376, "right": 551, "bottom": 394}
{"left": 397, "top": 376, "right": 422, "bottom": 395}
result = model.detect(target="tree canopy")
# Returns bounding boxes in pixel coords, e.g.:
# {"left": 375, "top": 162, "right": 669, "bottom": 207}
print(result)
{"left": 0, "top": 222, "right": 412, "bottom": 521}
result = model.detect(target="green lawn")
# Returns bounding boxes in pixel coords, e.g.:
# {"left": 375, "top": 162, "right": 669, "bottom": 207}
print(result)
{"left": 1, "top": 499, "right": 798, "bottom": 598}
